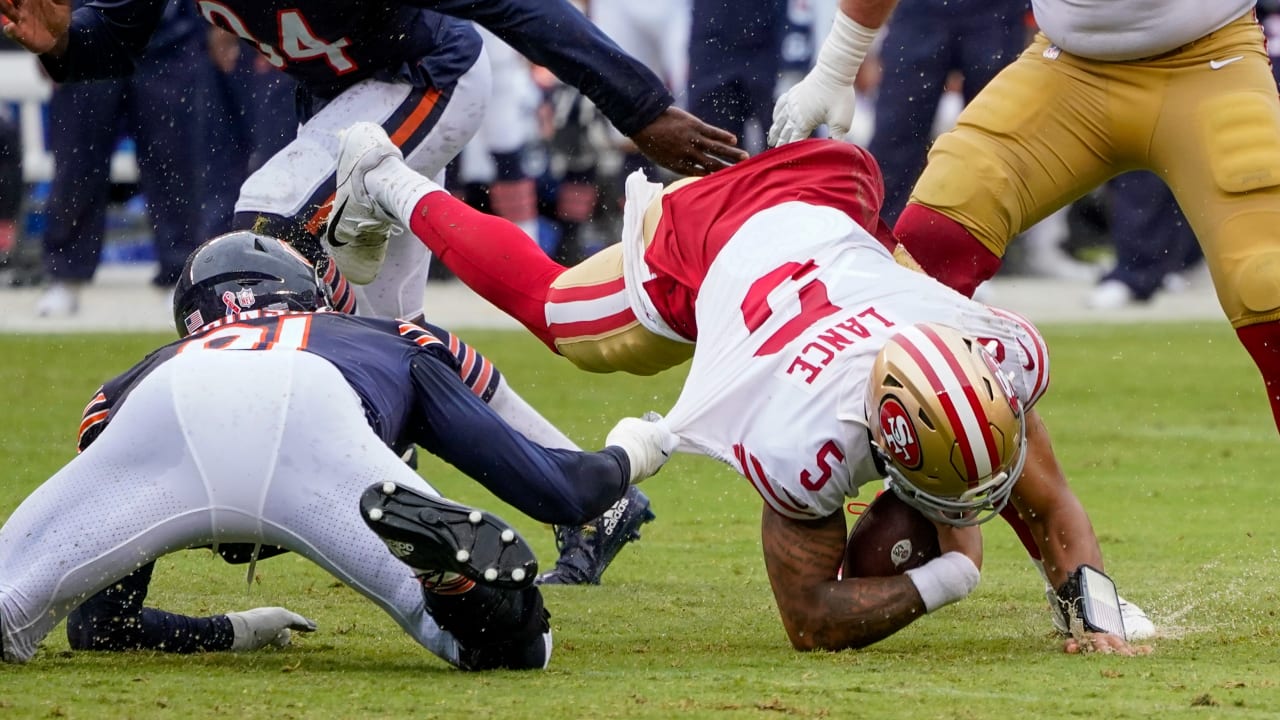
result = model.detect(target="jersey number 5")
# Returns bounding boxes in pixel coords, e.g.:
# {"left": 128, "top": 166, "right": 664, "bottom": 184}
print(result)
{"left": 740, "top": 260, "right": 842, "bottom": 357}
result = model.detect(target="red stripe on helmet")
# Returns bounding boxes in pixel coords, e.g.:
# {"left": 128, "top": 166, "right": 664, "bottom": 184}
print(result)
{"left": 917, "top": 325, "right": 1000, "bottom": 480}
{"left": 891, "top": 328, "right": 985, "bottom": 484}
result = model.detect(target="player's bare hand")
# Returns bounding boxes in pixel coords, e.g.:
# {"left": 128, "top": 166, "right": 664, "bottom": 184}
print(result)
{"left": 629, "top": 106, "right": 748, "bottom": 176}
{"left": 0, "top": 0, "right": 71, "bottom": 55}
{"left": 1063, "top": 632, "right": 1152, "bottom": 656}
{"left": 934, "top": 521, "right": 982, "bottom": 571}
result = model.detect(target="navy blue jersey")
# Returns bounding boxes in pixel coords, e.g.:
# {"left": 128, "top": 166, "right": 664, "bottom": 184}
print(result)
{"left": 42, "top": 0, "right": 671, "bottom": 136}
{"left": 78, "top": 310, "right": 630, "bottom": 525}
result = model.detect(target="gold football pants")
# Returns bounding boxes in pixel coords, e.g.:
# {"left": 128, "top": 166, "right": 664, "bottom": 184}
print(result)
{"left": 910, "top": 12, "right": 1280, "bottom": 327}
{"left": 550, "top": 244, "right": 694, "bottom": 376}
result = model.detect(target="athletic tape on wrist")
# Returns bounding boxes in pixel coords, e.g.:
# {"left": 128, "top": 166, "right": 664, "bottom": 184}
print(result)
{"left": 905, "top": 552, "right": 981, "bottom": 613}
{"left": 815, "top": 11, "right": 878, "bottom": 83}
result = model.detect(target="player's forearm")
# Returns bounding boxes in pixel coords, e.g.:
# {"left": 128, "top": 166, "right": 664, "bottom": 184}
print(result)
{"left": 763, "top": 508, "right": 927, "bottom": 651}
{"left": 408, "top": 353, "right": 628, "bottom": 524}
{"left": 790, "top": 577, "right": 928, "bottom": 651}
{"left": 429, "top": 0, "right": 671, "bottom": 136}
{"left": 1012, "top": 411, "right": 1104, "bottom": 588}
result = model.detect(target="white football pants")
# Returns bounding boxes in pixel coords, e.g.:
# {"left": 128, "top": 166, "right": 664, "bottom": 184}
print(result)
{"left": 236, "top": 51, "right": 493, "bottom": 320}
{"left": 0, "top": 350, "right": 462, "bottom": 665}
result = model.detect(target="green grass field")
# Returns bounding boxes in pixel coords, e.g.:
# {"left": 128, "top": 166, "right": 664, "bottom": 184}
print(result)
{"left": 1, "top": 322, "right": 1278, "bottom": 719}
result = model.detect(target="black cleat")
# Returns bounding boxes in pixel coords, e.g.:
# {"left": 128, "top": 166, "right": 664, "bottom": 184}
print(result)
{"left": 536, "top": 485, "right": 655, "bottom": 585}
{"left": 361, "top": 481, "right": 537, "bottom": 590}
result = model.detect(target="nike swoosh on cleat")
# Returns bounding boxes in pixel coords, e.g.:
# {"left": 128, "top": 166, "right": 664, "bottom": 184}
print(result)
{"left": 326, "top": 198, "right": 349, "bottom": 247}
{"left": 1209, "top": 56, "right": 1244, "bottom": 70}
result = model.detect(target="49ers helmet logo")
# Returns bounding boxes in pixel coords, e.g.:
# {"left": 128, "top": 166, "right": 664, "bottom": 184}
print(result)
{"left": 878, "top": 397, "right": 922, "bottom": 470}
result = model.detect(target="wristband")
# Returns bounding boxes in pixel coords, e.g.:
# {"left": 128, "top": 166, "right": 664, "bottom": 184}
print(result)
{"left": 905, "top": 552, "right": 980, "bottom": 612}
{"left": 814, "top": 11, "right": 879, "bottom": 85}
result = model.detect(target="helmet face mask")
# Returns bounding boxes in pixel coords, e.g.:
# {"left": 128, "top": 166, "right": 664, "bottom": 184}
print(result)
{"left": 172, "top": 232, "right": 333, "bottom": 337}
{"left": 866, "top": 323, "right": 1028, "bottom": 527}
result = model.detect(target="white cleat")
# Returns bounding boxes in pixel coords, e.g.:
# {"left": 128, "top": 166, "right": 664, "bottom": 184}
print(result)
{"left": 35, "top": 281, "right": 81, "bottom": 317}
{"left": 1119, "top": 597, "right": 1156, "bottom": 641}
{"left": 1087, "top": 279, "right": 1139, "bottom": 310}
{"left": 325, "top": 122, "right": 404, "bottom": 285}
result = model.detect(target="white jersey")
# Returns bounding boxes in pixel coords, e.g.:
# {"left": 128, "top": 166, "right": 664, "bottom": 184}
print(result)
{"left": 1031, "top": 0, "right": 1252, "bottom": 61}
{"left": 663, "top": 203, "right": 1049, "bottom": 520}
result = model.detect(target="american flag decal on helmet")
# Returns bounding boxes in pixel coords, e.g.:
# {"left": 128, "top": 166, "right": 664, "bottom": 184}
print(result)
{"left": 184, "top": 310, "right": 204, "bottom": 335}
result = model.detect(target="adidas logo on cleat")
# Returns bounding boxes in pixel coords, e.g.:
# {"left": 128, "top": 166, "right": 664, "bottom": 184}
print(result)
{"left": 600, "top": 498, "right": 629, "bottom": 537}
{"left": 383, "top": 539, "right": 416, "bottom": 558}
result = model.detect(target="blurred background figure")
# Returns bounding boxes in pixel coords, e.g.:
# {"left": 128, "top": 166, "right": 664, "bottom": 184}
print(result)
{"left": 448, "top": 28, "right": 543, "bottom": 247}
{"left": 1086, "top": 172, "right": 1204, "bottom": 310}
{"left": 0, "top": 110, "right": 19, "bottom": 261}
{"left": 866, "top": 0, "right": 1030, "bottom": 225}
{"left": 200, "top": 27, "right": 299, "bottom": 240}
{"left": 35, "top": 0, "right": 205, "bottom": 316}
{"left": 589, "top": 0, "right": 692, "bottom": 191}
{"left": 0, "top": 34, "right": 44, "bottom": 287}
{"left": 687, "top": 0, "right": 789, "bottom": 153}
{"left": 530, "top": 68, "right": 617, "bottom": 265}
{"left": 0, "top": 31, "right": 20, "bottom": 261}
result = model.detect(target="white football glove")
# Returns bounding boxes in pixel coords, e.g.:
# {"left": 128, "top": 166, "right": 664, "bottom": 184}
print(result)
{"left": 227, "top": 607, "right": 317, "bottom": 652}
{"left": 767, "top": 12, "right": 878, "bottom": 146}
{"left": 606, "top": 413, "right": 679, "bottom": 483}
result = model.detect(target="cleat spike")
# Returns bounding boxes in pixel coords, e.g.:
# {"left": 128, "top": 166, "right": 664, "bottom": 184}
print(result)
{"left": 360, "top": 481, "right": 536, "bottom": 591}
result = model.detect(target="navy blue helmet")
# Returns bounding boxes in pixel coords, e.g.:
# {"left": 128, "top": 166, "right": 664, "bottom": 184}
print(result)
{"left": 172, "top": 231, "right": 332, "bottom": 337}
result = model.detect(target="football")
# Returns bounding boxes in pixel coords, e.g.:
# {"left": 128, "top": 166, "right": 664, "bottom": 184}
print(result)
{"left": 842, "top": 491, "right": 940, "bottom": 578}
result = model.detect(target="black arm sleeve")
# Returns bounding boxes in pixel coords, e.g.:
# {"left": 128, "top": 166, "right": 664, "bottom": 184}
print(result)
{"left": 408, "top": 352, "right": 630, "bottom": 525}
{"left": 66, "top": 562, "right": 236, "bottom": 653}
{"left": 39, "top": 0, "right": 170, "bottom": 81}
{"left": 416, "top": 0, "right": 672, "bottom": 136}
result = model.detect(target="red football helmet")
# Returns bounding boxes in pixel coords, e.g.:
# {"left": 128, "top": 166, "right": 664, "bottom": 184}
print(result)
{"left": 865, "top": 323, "right": 1027, "bottom": 526}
